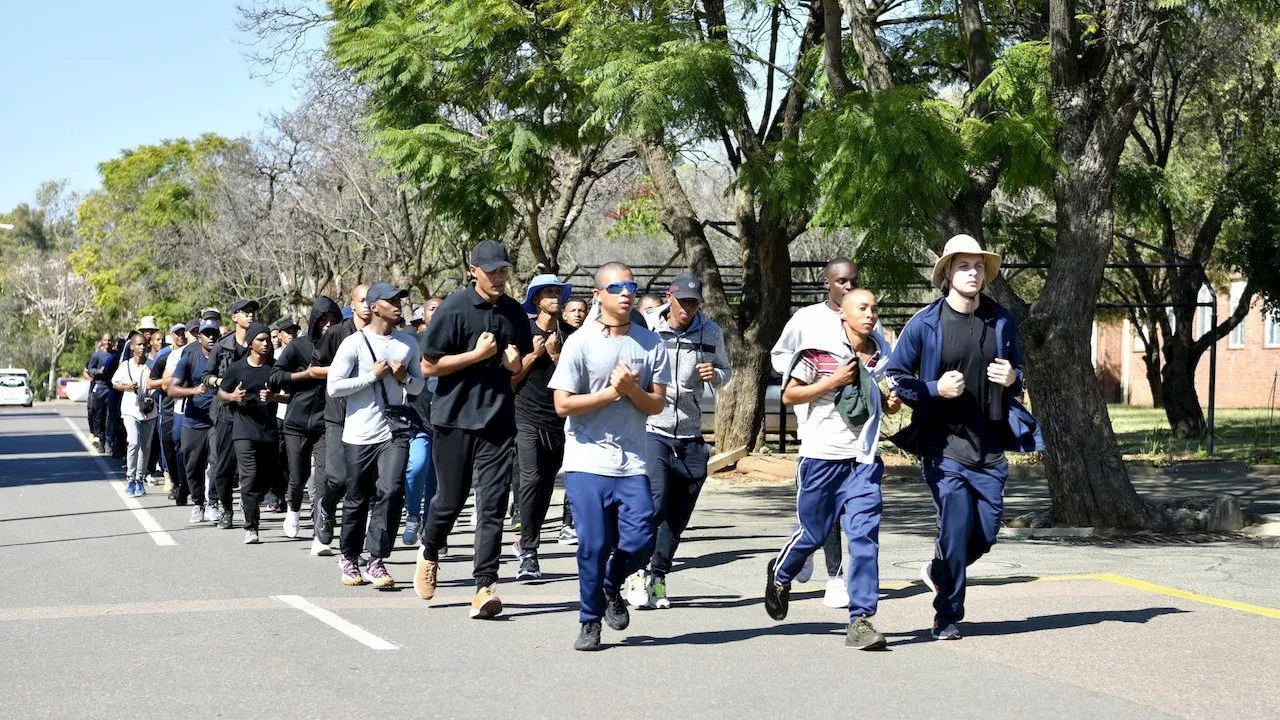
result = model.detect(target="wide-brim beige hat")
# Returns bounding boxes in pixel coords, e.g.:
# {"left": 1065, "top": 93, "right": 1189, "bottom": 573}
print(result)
{"left": 931, "top": 234, "right": 1002, "bottom": 290}
{"left": 136, "top": 315, "right": 160, "bottom": 332}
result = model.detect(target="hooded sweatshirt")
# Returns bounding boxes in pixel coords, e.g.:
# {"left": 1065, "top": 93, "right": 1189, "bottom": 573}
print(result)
{"left": 272, "top": 296, "right": 341, "bottom": 433}
{"left": 644, "top": 305, "right": 732, "bottom": 439}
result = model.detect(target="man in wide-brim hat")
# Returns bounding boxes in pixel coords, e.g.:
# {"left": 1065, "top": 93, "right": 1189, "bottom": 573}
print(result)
{"left": 885, "top": 234, "right": 1041, "bottom": 642}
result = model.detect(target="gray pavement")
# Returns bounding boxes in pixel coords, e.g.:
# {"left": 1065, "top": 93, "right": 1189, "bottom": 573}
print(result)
{"left": 1, "top": 405, "right": 1277, "bottom": 719}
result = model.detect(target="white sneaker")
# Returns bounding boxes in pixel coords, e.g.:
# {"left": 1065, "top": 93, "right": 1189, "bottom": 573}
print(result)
{"left": 208, "top": 505, "right": 223, "bottom": 524}
{"left": 189, "top": 506, "right": 205, "bottom": 524}
{"left": 283, "top": 510, "right": 300, "bottom": 539}
{"left": 625, "top": 569, "right": 651, "bottom": 608}
{"left": 558, "top": 526, "right": 578, "bottom": 545}
{"left": 921, "top": 561, "right": 938, "bottom": 594}
{"left": 823, "top": 577, "right": 849, "bottom": 608}
{"left": 244, "top": 530, "right": 260, "bottom": 545}
{"left": 796, "top": 555, "right": 814, "bottom": 584}
{"left": 310, "top": 537, "right": 334, "bottom": 556}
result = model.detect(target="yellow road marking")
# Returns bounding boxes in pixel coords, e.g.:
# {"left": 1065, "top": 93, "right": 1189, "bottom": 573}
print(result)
{"left": 1087, "top": 572, "right": 1280, "bottom": 620}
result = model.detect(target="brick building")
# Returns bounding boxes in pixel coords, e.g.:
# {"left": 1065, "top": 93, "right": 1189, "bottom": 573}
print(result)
{"left": 1092, "top": 281, "right": 1280, "bottom": 408}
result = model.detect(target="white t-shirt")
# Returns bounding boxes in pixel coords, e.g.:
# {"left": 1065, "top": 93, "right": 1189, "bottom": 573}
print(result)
{"left": 327, "top": 328, "right": 425, "bottom": 445}
{"left": 163, "top": 344, "right": 188, "bottom": 414}
{"left": 112, "top": 358, "right": 158, "bottom": 422}
{"left": 788, "top": 330, "right": 891, "bottom": 463}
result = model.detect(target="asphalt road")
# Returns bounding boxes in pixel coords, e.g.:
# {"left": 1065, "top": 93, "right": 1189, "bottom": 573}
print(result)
{"left": 1, "top": 405, "right": 1277, "bottom": 719}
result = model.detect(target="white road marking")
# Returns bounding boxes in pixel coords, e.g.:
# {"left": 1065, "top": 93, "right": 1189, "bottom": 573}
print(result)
{"left": 62, "top": 416, "right": 177, "bottom": 546}
{"left": 271, "top": 595, "right": 399, "bottom": 650}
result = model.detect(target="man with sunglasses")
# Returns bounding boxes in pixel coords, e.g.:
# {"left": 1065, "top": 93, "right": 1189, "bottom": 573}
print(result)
{"left": 549, "top": 263, "right": 670, "bottom": 651}
{"left": 764, "top": 289, "right": 899, "bottom": 650}
{"left": 415, "top": 240, "right": 532, "bottom": 619}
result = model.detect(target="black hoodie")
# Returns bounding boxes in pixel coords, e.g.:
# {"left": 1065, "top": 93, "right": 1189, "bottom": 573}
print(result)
{"left": 271, "top": 296, "right": 341, "bottom": 433}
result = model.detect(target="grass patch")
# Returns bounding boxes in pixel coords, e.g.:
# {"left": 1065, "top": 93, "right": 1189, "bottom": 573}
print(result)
{"left": 1108, "top": 405, "right": 1280, "bottom": 465}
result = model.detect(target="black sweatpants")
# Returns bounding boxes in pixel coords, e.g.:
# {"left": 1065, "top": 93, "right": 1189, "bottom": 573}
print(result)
{"left": 421, "top": 426, "right": 515, "bottom": 588}
{"left": 88, "top": 382, "right": 110, "bottom": 443}
{"left": 234, "top": 438, "right": 277, "bottom": 531}
{"left": 646, "top": 434, "right": 710, "bottom": 579}
{"left": 181, "top": 425, "right": 212, "bottom": 508}
{"left": 284, "top": 426, "right": 326, "bottom": 514}
{"left": 341, "top": 437, "right": 409, "bottom": 559}
{"left": 516, "top": 424, "right": 565, "bottom": 553}
{"left": 210, "top": 418, "right": 236, "bottom": 513}
{"left": 315, "top": 421, "right": 349, "bottom": 544}
{"left": 268, "top": 417, "right": 289, "bottom": 507}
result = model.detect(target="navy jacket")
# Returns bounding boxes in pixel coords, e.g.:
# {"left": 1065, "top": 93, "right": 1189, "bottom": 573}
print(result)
{"left": 884, "top": 296, "right": 1042, "bottom": 457}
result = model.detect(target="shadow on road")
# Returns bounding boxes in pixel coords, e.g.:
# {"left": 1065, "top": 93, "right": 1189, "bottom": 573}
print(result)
{"left": 622, "top": 621, "right": 845, "bottom": 646}
{"left": 887, "top": 607, "right": 1189, "bottom": 645}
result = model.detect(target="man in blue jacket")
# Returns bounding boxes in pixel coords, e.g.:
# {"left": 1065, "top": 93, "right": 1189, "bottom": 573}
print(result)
{"left": 885, "top": 234, "right": 1041, "bottom": 641}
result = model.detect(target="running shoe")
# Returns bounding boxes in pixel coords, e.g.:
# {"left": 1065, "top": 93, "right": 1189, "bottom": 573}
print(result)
{"left": 823, "top": 577, "right": 850, "bottom": 609}
{"left": 846, "top": 616, "right": 887, "bottom": 650}
{"left": 511, "top": 539, "right": 524, "bottom": 559}
{"left": 651, "top": 577, "right": 670, "bottom": 610}
{"left": 217, "top": 512, "right": 233, "bottom": 530}
{"left": 164, "top": 477, "right": 174, "bottom": 493}
{"left": 134, "top": 481, "right": 146, "bottom": 497}
{"left": 243, "top": 529, "right": 260, "bottom": 544}
{"left": 125, "top": 480, "right": 137, "bottom": 497}
{"left": 189, "top": 505, "right": 205, "bottom": 524}
{"left": 414, "top": 550, "right": 439, "bottom": 600}
{"left": 558, "top": 525, "right": 578, "bottom": 545}
{"left": 516, "top": 553, "right": 541, "bottom": 581}
{"left": 796, "top": 554, "right": 814, "bottom": 583}
{"left": 283, "top": 510, "right": 300, "bottom": 539}
{"left": 469, "top": 585, "right": 503, "bottom": 619}
{"left": 920, "top": 561, "right": 938, "bottom": 595}
{"left": 625, "top": 569, "right": 650, "bottom": 608}
{"left": 603, "top": 588, "right": 630, "bottom": 631}
{"left": 931, "top": 621, "right": 961, "bottom": 641}
{"left": 310, "top": 537, "right": 334, "bottom": 556}
{"left": 207, "top": 504, "right": 223, "bottom": 524}
{"left": 574, "top": 620, "right": 603, "bottom": 651}
{"left": 402, "top": 516, "right": 419, "bottom": 546}
{"left": 764, "top": 559, "right": 790, "bottom": 621}
{"left": 314, "top": 505, "right": 333, "bottom": 544}
{"left": 339, "top": 556, "right": 366, "bottom": 586}
{"left": 363, "top": 557, "right": 396, "bottom": 589}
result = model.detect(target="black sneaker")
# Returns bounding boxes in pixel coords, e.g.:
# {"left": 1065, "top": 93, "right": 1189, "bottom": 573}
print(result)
{"left": 845, "top": 615, "right": 887, "bottom": 650}
{"left": 218, "top": 512, "right": 234, "bottom": 530}
{"left": 764, "top": 558, "right": 790, "bottom": 621}
{"left": 603, "top": 589, "right": 630, "bottom": 631}
{"left": 931, "top": 621, "right": 961, "bottom": 640}
{"left": 574, "top": 620, "right": 603, "bottom": 651}
{"left": 166, "top": 490, "right": 177, "bottom": 501}
{"left": 516, "top": 553, "right": 541, "bottom": 581}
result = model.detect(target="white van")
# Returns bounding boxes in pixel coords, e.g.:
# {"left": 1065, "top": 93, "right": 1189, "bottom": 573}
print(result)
{"left": 0, "top": 368, "right": 35, "bottom": 407}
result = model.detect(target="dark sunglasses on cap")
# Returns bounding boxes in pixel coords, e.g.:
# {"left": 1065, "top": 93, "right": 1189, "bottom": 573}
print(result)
{"left": 599, "top": 280, "right": 639, "bottom": 295}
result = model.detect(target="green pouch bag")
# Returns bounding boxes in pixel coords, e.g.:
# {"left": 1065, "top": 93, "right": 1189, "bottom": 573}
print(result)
{"left": 835, "top": 357, "right": 875, "bottom": 430}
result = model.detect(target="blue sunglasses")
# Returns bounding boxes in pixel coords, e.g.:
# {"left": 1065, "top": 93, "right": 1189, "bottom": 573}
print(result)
{"left": 599, "top": 280, "right": 639, "bottom": 295}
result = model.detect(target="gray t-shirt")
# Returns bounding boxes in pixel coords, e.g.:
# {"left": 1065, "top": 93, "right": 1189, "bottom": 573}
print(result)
{"left": 548, "top": 323, "right": 672, "bottom": 477}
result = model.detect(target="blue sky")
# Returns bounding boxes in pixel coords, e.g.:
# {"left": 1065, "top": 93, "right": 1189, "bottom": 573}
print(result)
{"left": 1, "top": 2, "right": 306, "bottom": 209}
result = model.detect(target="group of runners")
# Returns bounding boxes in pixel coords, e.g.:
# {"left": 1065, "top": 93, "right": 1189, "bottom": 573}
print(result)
{"left": 81, "top": 234, "right": 1038, "bottom": 651}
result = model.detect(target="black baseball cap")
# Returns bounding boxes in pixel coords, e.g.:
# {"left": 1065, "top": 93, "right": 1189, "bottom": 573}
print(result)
{"left": 273, "top": 317, "right": 300, "bottom": 334}
{"left": 470, "top": 240, "right": 512, "bottom": 272}
{"left": 230, "top": 298, "right": 260, "bottom": 315}
{"left": 201, "top": 308, "right": 222, "bottom": 321}
{"left": 365, "top": 282, "right": 409, "bottom": 306}
{"left": 668, "top": 272, "right": 703, "bottom": 302}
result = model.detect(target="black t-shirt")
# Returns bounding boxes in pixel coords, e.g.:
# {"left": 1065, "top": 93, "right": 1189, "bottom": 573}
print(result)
{"left": 938, "top": 302, "right": 1005, "bottom": 466}
{"left": 408, "top": 332, "right": 434, "bottom": 425}
{"left": 219, "top": 359, "right": 278, "bottom": 443}
{"left": 420, "top": 285, "right": 535, "bottom": 431}
{"left": 313, "top": 319, "right": 356, "bottom": 425}
{"left": 514, "top": 318, "right": 563, "bottom": 431}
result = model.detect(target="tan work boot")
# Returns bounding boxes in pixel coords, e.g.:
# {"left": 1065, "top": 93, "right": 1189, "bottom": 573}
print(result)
{"left": 470, "top": 584, "right": 503, "bottom": 619}
{"left": 414, "top": 550, "right": 438, "bottom": 600}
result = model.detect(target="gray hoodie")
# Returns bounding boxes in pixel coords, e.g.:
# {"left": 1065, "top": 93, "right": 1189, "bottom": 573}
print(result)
{"left": 644, "top": 305, "right": 732, "bottom": 439}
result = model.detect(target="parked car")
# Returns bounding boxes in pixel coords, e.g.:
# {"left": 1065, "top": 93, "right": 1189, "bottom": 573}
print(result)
{"left": 0, "top": 368, "right": 34, "bottom": 407}
{"left": 698, "top": 381, "right": 796, "bottom": 440}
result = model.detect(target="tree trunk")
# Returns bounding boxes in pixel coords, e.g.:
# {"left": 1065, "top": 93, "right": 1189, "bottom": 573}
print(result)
{"left": 1139, "top": 329, "right": 1164, "bottom": 408}
{"left": 1025, "top": 171, "right": 1163, "bottom": 530}
{"left": 1160, "top": 338, "right": 1206, "bottom": 438}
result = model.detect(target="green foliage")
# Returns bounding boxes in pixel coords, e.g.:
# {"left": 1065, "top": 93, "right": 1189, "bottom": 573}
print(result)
{"left": 969, "top": 40, "right": 1058, "bottom": 195}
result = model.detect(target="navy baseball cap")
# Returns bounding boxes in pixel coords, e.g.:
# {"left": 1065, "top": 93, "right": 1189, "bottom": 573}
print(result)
{"left": 198, "top": 319, "right": 221, "bottom": 336}
{"left": 668, "top": 272, "right": 703, "bottom": 302}
{"left": 365, "top": 282, "right": 409, "bottom": 306}
{"left": 469, "top": 240, "right": 512, "bottom": 272}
